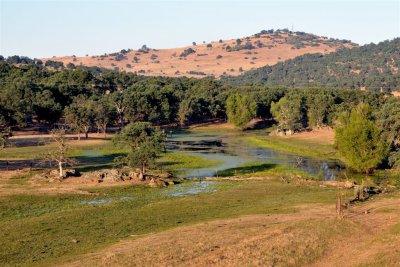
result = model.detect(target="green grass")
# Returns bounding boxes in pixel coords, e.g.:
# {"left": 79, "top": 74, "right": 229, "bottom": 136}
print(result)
{"left": 218, "top": 161, "right": 314, "bottom": 179}
{"left": 0, "top": 179, "right": 341, "bottom": 266}
{"left": 0, "top": 140, "right": 122, "bottom": 160}
{"left": 158, "top": 152, "right": 222, "bottom": 174}
{"left": 243, "top": 135, "right": 340, "bottom": 160}
{"left": 0, "top": 139, "right": 218, "bottom": 175}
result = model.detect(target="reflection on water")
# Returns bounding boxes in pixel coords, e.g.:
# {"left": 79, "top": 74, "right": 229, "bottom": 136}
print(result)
{"left": 167, "top": 131, "right": 343, "bottom": 180}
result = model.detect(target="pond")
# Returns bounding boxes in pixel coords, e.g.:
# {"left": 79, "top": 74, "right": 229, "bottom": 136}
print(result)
{"left": 167, "top": 131, "right": 344, "bottom": 180}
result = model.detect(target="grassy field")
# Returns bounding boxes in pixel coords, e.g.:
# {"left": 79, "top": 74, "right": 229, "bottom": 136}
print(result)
{"left": 158, "top": 152, "right": 222, "bottom": 174}
{"left": 218, "top": 161, "right": 314, "bottom": 179}
{"left": 0, "top": 138, "right": 220, "bottom": 176}
{"left": 243, "top": 135, "right": 340, "bottom": 160}
{"left": 0, "top": 179, "right": 344, "bottom": 266}
{"left": 1, "top": 128, "right": 399, "bottom": 266}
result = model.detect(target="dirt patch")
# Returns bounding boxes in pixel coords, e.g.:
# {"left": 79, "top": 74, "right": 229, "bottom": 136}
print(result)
{"left": 62, "top": 196, "right": 400, "bottom": 266}
{"left": 8, "top": 134, "right": 111, "bottom": 147}
{"left": 189, "top": 121, "right": 237, "bottom": 130}
{"left": 288, "top": 127, "right": 335, "bottom": 145}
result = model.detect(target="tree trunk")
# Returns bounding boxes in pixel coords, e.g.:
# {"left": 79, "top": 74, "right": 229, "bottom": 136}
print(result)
{"left": 120, "top": 115, "right": 124, "bottom": 129}
{"left": 142, "top": 163, "right": 146, "bottom": 175}
{"left": 103, "top": 124, "right": 107, "bottom": 138}
{"left": 58, "top": 161, "right": 63, "bottom": 178}
{"left": 84, "top": 126, "right": 89, "bottom": 139}
{"left": 78, "top": 132, "right": 81, "bottom": 141}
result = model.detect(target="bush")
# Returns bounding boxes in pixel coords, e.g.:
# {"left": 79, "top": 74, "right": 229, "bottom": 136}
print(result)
{"left": 187, "top": 70, "right": 206, "bottom": 76}
{"left": 180, "top": 48, "right": 196, "bottom": 57}
{"left": 66, "top": 63, "right": 76, "bottom": 69}
{"left": 115, "top": 54, "right": 127, "bottom": 61}
{"left": 45, "top": 60, "right": 64, "bottom": 69}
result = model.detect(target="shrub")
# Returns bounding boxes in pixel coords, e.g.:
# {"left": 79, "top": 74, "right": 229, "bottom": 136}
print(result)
{"left": 187, "top": 70, "right": 207, "bottom": 76}
{"left": 180, "top": 48, "right": 196, "bottom": 57}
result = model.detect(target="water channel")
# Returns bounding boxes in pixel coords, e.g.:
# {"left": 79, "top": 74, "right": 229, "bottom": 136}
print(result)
{"left": 167, "top": 130, "right": 344, "bottom": 180}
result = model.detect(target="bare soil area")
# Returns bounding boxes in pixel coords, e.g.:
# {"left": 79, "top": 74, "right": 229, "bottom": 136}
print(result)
{"left": 45, "top": 32, "right": 356, "bottom": 78}
{"left": 288, "top": 127, "right": 335, "bottom": 145}
{"left": 62, "top": 196, "right": 400, "bottom": 267}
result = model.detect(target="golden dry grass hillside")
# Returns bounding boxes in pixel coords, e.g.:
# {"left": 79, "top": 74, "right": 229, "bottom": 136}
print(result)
{"left": 44, "top": 31, "right": 357, "bottom": 78}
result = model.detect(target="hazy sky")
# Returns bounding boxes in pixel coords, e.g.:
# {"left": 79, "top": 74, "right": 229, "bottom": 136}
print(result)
{"left": 1, "top": 0, "right": 399, "bottom": 58}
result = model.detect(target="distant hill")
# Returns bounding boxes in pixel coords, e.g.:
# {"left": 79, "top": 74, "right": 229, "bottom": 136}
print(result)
{"left": 43, "top": 29, "right": 356, "bottom": 78}
{"left": 223, "top": 38, "right": 400, "bottom": 92}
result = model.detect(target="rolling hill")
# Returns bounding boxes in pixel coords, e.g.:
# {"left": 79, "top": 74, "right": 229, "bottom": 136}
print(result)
{"left": 43, "top": 29, "right": 356, "bottom": 78}
{"left": 223, "top": 38, "right": 400, "bottom": 92}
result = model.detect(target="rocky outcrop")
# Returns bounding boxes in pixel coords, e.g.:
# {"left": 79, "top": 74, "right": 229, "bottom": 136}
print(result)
{"left": 82, "top": 168, "right": 175, "bottom": 187}
{"left": 32, "top": 168, "right": 174, "bottom": 187}
{"left": 33, "top": 168, "right": 80, "bottom": 182}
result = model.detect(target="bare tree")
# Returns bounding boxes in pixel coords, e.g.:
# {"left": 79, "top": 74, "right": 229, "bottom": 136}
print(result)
{"left": 43, "top": 128, "right": 76, "bottom": 178}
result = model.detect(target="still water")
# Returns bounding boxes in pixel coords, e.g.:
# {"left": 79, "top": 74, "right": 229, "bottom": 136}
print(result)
{"left": 167, "top": 131, "right": 344, "bottom": 180}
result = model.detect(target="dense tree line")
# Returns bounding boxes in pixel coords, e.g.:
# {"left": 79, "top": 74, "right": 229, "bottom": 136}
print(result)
{"left": 0, "top": 59, "right": 399, "bottom": 171}
{"left": 0, "top": 61, "right": 231, "bottom": 128}
{"left": 223, "top": 38, "right": 400, "bottom": 93}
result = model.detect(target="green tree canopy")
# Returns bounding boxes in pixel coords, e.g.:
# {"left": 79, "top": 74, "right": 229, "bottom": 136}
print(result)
{"left": 113, "top": 122, "right": 166, "bottom": 173}
{"left": 270, "top": 95, "right": 304, "bottom": 134}
{"left": 64, "top": 96, "right": 95, "bottom": 139}
{"left": 335, "top": 103, "right": 389, "bottom": 174}
{"left": 226, "top": 93, "right": 257, "bottom": 129}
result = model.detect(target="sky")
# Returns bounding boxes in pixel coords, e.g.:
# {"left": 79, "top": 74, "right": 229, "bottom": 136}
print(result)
{"left": 0, "top": 0, "right": 399, "bottom": 58}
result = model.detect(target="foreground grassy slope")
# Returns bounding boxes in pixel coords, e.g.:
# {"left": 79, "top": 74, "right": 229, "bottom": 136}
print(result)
{"left": 0, "top": 179, "right": 341, "bottom": 266}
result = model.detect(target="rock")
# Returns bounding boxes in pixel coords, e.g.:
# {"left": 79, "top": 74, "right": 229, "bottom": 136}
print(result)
{"left": 344, "top": 180, "right": 355, "bottom": 189}
{"left": 157, "top": 172, "right": 174, "bottom": 179}
{"left": 285, "top": 130, "right": 294, "bottom": 136}
{"left": 63, "top": 169, "right": 80, "bottom": 178}
{"left": 102, "top": 169, "right": 123, "bottom": 182}
{"left": 128, "top": 171, "right": 138, "bottom": 180}
{"left": 138, "top": 172, "right": 144, "bottom": 181}
{"left": 49, "top": 170, "right": 60, "bottom": 177}
{"left": 148, "top": 177, "right": 169, "bottom": 187}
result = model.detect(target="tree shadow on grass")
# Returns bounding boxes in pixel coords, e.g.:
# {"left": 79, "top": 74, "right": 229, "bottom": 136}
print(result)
{"left": 72, "top": 153, "right": 126, "bottom": 173}
{"left": 218, "top": 163, "right": 278, "bottom": 177}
